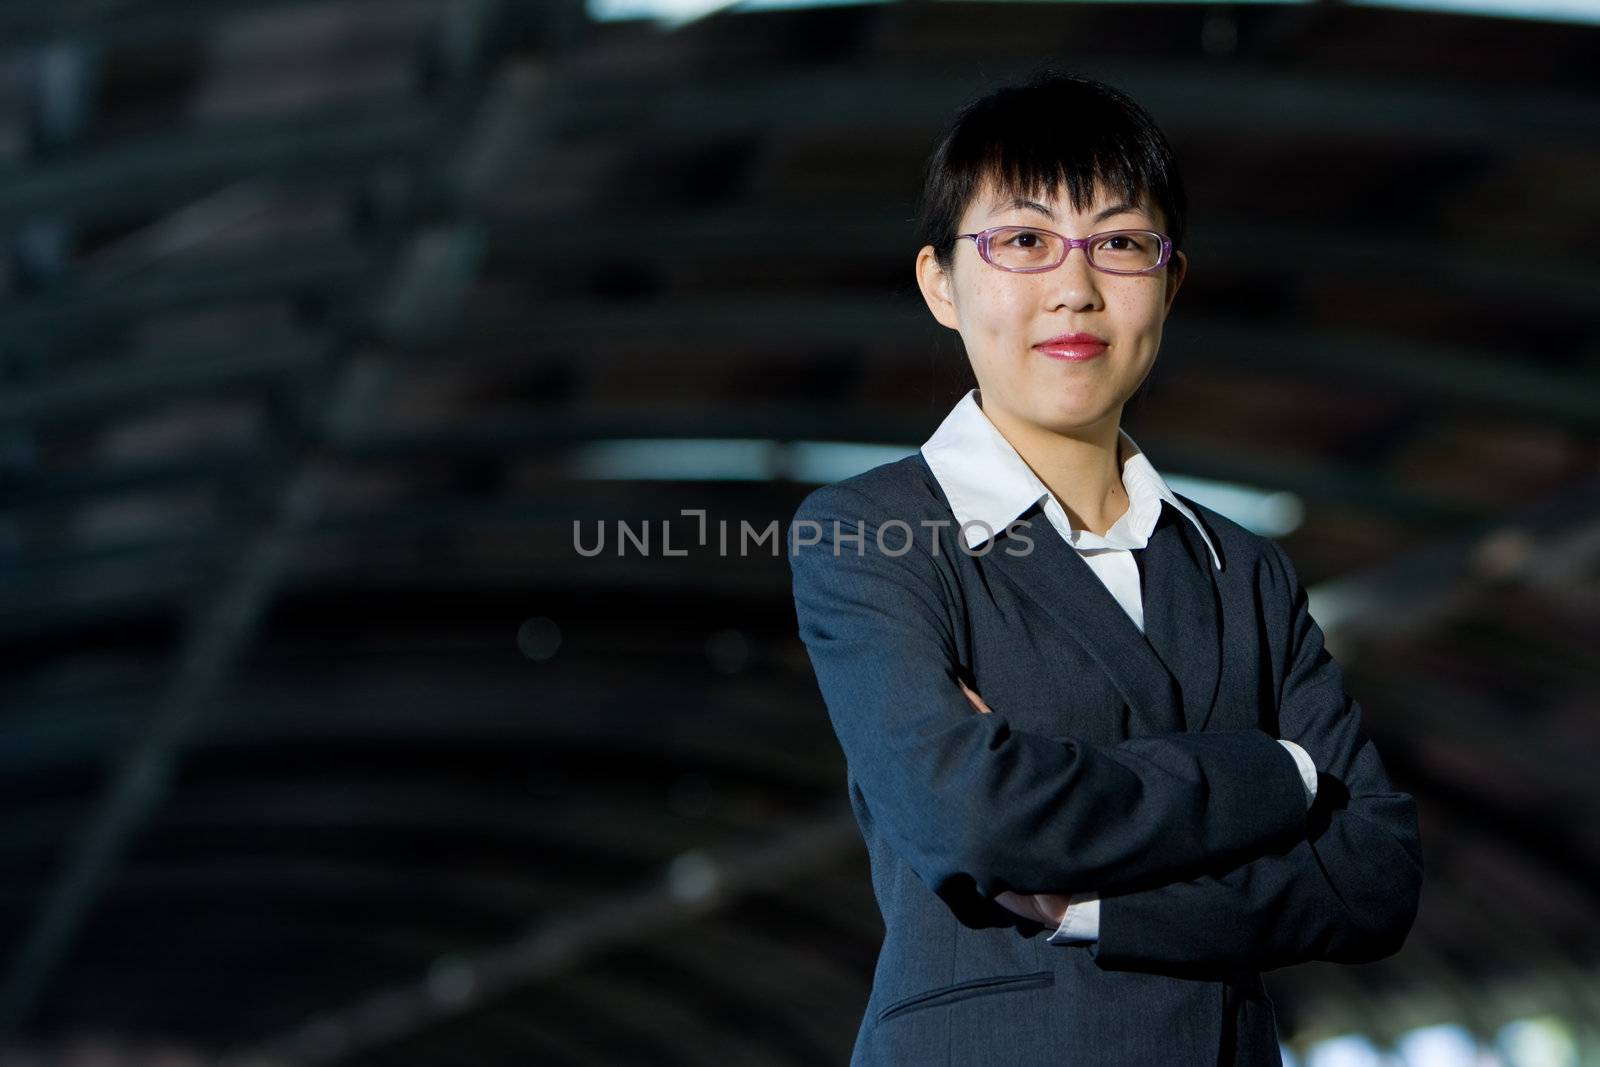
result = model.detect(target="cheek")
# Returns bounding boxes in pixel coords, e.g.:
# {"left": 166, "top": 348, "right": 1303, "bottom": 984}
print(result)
{"left": 965, "top": 283, "right": 1030, "bottom": 334}
{"left": 1105, "top": 284, "right": 1167, "bottom": 330}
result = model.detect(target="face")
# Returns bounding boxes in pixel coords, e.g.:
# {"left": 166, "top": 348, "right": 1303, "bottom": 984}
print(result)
{"left": 915, "top": 176, "right": 1187, "bottom": 444}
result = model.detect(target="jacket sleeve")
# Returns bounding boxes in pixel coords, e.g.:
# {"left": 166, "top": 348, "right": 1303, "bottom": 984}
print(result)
{"left": 789, "top": 483, "right": 1311, "bottom": 904}
{"left": 1086, "top": 540, "right": 1423, "bottom": 970}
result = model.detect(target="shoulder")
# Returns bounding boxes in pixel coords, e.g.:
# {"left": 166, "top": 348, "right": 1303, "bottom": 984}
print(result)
{"left": 791, "top": 452, "right": 953, "bottom": 526}
{"left": 787, "top": 455, "right": 963, "bottom": 604}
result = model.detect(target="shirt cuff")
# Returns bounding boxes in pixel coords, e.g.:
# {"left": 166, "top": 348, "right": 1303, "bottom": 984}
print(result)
{"left": 1045, "top": 892, "right": 1100, "bottom": 944}
{"left": 1278, "top": 738, "right": 1318, "bottom": 809}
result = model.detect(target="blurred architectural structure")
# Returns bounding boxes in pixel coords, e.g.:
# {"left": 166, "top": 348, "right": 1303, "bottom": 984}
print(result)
{"left": 0, "top": 1, "right": 1596, "bottom": 1064}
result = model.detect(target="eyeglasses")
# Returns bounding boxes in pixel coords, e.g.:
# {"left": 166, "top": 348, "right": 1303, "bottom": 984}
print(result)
{"left": 955, "top": 226, "right": 1173, "bottom": 275}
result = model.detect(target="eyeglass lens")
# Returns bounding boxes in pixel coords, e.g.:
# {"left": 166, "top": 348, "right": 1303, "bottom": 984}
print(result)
{"left": 986, "top": 227, "right": 1163, "bottom": 273}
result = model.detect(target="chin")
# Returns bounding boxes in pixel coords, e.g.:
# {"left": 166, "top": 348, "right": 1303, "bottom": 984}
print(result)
{"left": 1032, "top": 400, "right": 1118, "bottom": 436}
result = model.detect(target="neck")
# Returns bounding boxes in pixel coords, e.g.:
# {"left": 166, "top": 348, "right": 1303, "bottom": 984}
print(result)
{"left": 979, "top": 398, "right": 1129, "bottom": 537}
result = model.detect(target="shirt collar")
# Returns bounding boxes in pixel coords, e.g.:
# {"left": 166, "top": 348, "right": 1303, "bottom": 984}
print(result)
{"left": 919, "top": 388, "right": 1222, "bottom": 570}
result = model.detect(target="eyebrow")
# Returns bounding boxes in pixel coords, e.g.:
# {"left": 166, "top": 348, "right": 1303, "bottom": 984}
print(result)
{"left": 988, "top": 196, "right": 1145, "bottom": 224}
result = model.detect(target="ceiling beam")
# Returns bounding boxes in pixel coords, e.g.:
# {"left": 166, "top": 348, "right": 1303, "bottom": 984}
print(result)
{"left": 0, "top": 104, "right": 441, "bottom": 231}
{"left": 543, "top": 61, "right": 1599, "bottom": 149}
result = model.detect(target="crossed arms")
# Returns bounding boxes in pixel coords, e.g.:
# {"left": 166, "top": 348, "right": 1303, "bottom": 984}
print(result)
{"left": 790, "top": 484, "right": 1422, "bottom": 972}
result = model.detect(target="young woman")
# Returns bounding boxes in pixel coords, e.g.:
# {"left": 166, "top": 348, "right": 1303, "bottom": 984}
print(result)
{"left": 788, "top": 71, "right": 1421, "bottom": 1066}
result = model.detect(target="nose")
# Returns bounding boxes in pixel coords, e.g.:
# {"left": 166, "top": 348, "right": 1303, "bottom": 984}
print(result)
{"left": 1046, "top": 241, "right": 1104, "bottom": 311}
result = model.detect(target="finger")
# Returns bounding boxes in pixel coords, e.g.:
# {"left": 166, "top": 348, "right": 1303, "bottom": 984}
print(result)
{"left": 1034, "top": 894, "right": 1072, "bottom": 925}
{"left": 995, "top": 890, "right": 1047, "bottom": 925}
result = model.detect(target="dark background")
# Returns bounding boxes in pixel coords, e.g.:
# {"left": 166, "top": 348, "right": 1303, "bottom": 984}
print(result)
{"left": 0, "top": 1, "right": 1596, "bottom": 1064}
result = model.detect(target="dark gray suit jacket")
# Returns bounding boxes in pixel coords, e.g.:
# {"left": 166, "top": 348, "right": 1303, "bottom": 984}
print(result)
{"left": 788, "top": 452, "right": 1422, "bottom": 1066}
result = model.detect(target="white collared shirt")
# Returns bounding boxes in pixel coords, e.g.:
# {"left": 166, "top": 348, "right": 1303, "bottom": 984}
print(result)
{"left": 921, "top": 388, "right": 1221, "bottom": 634}
{"left": 919, "top": 388, "right": 1317, "bottom": 944}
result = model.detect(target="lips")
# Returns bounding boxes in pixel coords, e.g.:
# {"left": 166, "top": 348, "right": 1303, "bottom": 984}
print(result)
{"left": 1034, "top": 332, "right": 1108, "bottom": 361}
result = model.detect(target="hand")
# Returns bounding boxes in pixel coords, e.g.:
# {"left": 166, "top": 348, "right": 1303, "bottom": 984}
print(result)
{"left": 957, "top": 676, "right": 992, "bottom": 714}
{"left": 995, "top": 891, "right": 1071, "bottom": 927}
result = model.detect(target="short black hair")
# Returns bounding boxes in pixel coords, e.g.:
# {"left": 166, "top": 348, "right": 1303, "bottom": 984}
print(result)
{"left": 916, "top": 70, "right": 1188, "bottom": 276}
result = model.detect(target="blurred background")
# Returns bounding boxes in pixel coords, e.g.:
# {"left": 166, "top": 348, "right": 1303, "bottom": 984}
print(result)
{"left": 0, "top": 0, "right": 1596, "bottom": 1064}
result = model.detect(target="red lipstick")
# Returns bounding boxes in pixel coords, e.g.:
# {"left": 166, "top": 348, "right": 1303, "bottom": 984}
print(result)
{"left": 1034, "top": 331, "right": 1108, "bottom": 362}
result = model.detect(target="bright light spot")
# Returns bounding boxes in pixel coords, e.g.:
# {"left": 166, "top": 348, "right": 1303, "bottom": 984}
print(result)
{"left": 1346, "top": 0, "right": 1600, "bottom": 22}
{"left": 667, "top": 849, "right": 721, "bottom": 901}
{"left": 572, "top": 438, "right": 778, "bottom": 481}
{"left": 1306, "top": 1034, "right": 1391, "bottom": 1067}
{"left": 785, "top": 441, "right": 915, "bottom": 483}
{"left": 1165, "top": 477, "right": 1304, "bottom": 537}
{"left": 1395, "top": 1023, "right": 1481, "bottom": 1067}
{"left": 569, "top": 438, "right": 915, "bottom": 483}
{"left": 1498, "top": 1016, "right": 1578, "bottom": 1067}
{"left": 587, "top": 0, "right": 738, "bottom": 25}
{"left": 587, "top": 0, "right": 889, "bottom": 26}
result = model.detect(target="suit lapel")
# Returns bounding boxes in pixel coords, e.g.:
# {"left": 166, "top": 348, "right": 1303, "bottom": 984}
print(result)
{"left": 985, "top": 502, "right": 1186, "bottom": 738}
{"left": 1137, "top": 503, "right": 1224, "bottom": 733}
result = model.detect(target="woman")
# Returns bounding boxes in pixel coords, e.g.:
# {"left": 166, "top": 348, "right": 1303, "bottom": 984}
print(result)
{"left": 787, "top": 71, "right": 1421, "bottom": 1066}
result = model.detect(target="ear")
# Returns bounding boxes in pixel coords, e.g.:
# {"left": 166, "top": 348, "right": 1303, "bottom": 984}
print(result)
{"left": 1161, "top": 249, "right": 1187, "bottom": 318}
{"left": 915, "top": 245, "right": 961, "bottom": 332}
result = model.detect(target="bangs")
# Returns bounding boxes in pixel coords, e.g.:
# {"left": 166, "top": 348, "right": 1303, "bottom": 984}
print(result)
{"left": 967, "top": 139, "right": 1165, "bottom": 225}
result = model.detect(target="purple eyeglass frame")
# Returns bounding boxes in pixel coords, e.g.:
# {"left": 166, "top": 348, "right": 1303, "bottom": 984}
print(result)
{"left": 955, "top": 225, "right": 1173, "bottom": 276}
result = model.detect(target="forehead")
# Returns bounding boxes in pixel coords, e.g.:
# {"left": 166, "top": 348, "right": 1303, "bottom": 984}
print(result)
{"left": 963, "top": 174, "right": 1152, "bottom": 224}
